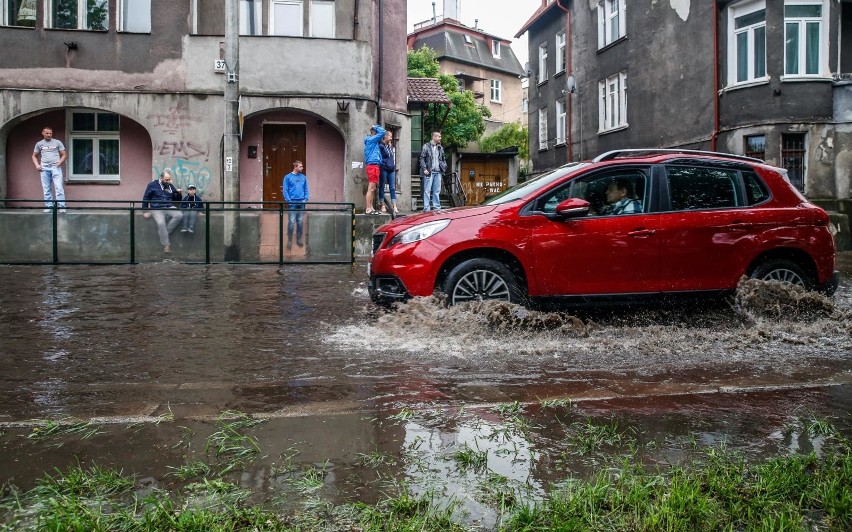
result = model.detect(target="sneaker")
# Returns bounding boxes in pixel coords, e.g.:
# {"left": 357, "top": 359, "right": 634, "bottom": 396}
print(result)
{"left": 297, "top": 238, "right": 304, "bottom": 247}
{"left": 58, "top": 209, "right": 67, "bottom": 213}
{"left": 43, "top": 209, "right": 52, "bottom": 213}
{"left": 181, "top": 228, "right": 188, "bottom": 233}
{"left": 187, "top": 229, "right": 194, "bottom": 234}
{"left": 163, "top": 245, "right": 171, "bottom": 253}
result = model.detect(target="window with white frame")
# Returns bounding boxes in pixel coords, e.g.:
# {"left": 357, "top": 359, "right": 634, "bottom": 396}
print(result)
{"left": 538, "top": 43, "right": 548, "bottom": 84}
{"left": 68, "top": 111, "right": 120, "bottom": 181}
{"left": 2, "top": 0, "right": 36, "bottom": 26}
{"left": 556, "top": 99, "right": 567, "bottom": 144}
{"left": 555, "top": 31, "right": 566, "bottom": 73}
{"left": 727, "top": 0, "right": 766, "bottom": 85}
{"left": 492, "top": 40, "right": 501, "bottom": 58}
{"left": 598, "top": 72, "right": 627, "bottom": 132}
{"left": 271, "top": 0, "right": 302, "bottom": 36}
{"left": 49, "top": 0, "right": 108, "bottom": 30}
{"left": 597, "top": 0, "right": 626, "bottom": 49}
{"left": 522, "top": 97, "right": 528, "bottom": 113}
{"left": 490, "top": 79, "right": 502, "bottom": 103}
{"left": 239, "top": 0, "right": 261, "bottom": 35}
{"left": 784, "top": 1, "right": 826, "bottom": 77}
{"left": 119, "top": 0, "right": 151, "bottom": 33}
{"left": 311, "top": 0, "right": 334, "bottom": 38}
{"left": 538, "top": 108, "right": 548, "bottom": 150}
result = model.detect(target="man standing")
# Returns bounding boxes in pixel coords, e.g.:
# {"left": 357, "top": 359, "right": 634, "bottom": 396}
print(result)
{"left": 282, "top": 160, "right": 309, "bottom": 249}
{"left": 31, "top": 127, "right": 67, "bottom": 211}
{"left": 142, "top": 169, "right": 183, "bottom": 253}
{"left": 363, "top": 124, "right": 386, "bottom": 214}
{"left": 418, "top": 131, "right": 447, "bottom": 211}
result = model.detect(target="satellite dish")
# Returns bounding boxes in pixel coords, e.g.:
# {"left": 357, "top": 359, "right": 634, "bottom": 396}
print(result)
{"left": 565, "top": 75, "right": 577, "bottom": 94}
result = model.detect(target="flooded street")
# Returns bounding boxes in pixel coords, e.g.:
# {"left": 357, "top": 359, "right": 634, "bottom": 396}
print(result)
{"left": 1, "top": 261, "right": 851, "bottom": 527}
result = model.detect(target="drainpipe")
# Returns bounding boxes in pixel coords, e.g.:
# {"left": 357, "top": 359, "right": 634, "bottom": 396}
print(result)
{"left": 353, "top": 0, "right": 359, "bottom": 39}
{"left": 377, "top": 0, "right": 384, "bottom": 124}
{"left": 712, "top": 0, "right": 719, "bottom": 151}
{"left": 556, "top": 0, "right": 572, "bottom": 162}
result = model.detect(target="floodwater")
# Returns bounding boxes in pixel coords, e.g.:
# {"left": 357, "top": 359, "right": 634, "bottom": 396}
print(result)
{"left": 1, "top": 262, "right": 851, "bottom": 526}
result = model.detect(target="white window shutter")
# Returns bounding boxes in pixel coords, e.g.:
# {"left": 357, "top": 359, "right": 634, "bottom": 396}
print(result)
{"left": 597, "top": 2, "right": 605, "bottom": 49}
{"left": 620, "top": 0, "right": 627, "bottom": 38}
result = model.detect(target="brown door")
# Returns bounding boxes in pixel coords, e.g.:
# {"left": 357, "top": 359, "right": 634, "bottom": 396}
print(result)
{"left": 460, "top": 159, "right": 509, "bottom": 205}
{"left": 263, "top": 124, "right": 306, "bottom": 207}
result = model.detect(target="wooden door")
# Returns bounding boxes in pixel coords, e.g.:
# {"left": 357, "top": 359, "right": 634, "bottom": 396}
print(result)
{"left": 460, "top": 159, "right": 509, "bottom": 205}
{"left": 263, "top": 124, "right": 306, "bottom": 207}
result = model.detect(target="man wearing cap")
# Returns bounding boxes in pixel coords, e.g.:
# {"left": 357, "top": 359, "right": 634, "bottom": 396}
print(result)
{"left": 180, "top": 184, "right": 204, "bottom": 234}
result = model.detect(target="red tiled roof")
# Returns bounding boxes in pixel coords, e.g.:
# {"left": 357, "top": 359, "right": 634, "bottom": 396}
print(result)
{"left": 407, "top": 78, "right": 452, "bottom": 105}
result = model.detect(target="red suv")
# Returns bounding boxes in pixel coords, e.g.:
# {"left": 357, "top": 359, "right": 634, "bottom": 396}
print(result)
{"left": 369, "top": 150, "right": 839, "bottom": 307}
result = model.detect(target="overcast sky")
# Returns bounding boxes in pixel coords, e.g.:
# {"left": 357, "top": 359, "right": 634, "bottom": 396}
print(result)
{"left": 407, "top": 0, "right": 542, "bottom": 67}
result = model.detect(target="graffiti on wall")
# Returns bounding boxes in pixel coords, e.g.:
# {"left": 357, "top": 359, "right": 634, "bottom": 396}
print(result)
{"left": 152, "top": 159, "right": 212, "bottom": 194}
{"left": 149, "top": 102, "right": 214, "bottom": 196}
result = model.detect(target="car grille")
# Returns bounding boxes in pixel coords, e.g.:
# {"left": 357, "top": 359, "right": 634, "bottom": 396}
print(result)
{"left": 372, "top": 233, "right": 386, "bottom": 254}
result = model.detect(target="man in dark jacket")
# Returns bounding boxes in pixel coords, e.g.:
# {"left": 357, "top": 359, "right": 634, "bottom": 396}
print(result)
{"left": 418, "top": 131, "right": 447, "bottom": 211}
{"left": 142, "top": 169, "right": 183, "bottom": 253}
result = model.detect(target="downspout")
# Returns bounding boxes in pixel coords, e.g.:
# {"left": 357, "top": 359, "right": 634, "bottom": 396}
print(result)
{"left": 712, "top": 0, "right": 719, "bottom": 151}
{"left": 556, "top": 0, "right": 572, "bottom": 162}
{"left": 377, "top": 0, "right": 384, "bottom": 123}
{"left": 353, "top": 0, "right": 359, "bottom": 40}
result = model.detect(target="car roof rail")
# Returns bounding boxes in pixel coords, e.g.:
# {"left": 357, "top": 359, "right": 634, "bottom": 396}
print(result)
{"left": 593, "top": 149, "right": 765, "bottom": 164}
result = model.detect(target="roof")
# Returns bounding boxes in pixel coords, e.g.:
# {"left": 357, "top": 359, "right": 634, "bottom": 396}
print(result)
{"left": 409, "top": 21, "right": 524, "bottom": 77}
{"left": 407, "top": 78, "right": 452, "bottom": 105}
{"left": 515, "top": 1, "right": 564, "bottom": 39}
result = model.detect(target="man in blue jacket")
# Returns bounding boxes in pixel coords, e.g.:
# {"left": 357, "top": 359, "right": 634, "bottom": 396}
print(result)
{"left": 363, "top": 124, "right": 385, "bottom": 214}
{"left": 282, "top": 160, "right": 309, "bottom": 248}
{"left": 142, "top": 169, "right": 183, "bottom": 253}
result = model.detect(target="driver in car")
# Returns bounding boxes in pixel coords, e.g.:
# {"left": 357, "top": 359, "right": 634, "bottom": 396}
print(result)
{"left": 599, "top": 178, "right": 641, "bottom": 215}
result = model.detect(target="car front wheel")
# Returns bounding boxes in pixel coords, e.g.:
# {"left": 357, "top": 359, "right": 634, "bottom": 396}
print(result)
{"left": 443, "top": 258, "right": 525, "bottom": 306}
{"left": 750, "top": 259, "right": 812, "bottom": 289}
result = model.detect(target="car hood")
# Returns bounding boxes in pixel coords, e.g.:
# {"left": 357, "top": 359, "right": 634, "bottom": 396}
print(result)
{"left": 375, "top": 205, "right": 500, "bottom": 232}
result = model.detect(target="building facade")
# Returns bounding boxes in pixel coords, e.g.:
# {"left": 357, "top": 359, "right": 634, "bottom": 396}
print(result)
{"left": 0, "top": 0, "right": 410, "bottom": 211}
{"left": 517, "top": 0, "right": 852, "bottom": 200}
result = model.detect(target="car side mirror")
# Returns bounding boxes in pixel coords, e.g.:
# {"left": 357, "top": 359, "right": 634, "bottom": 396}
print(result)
{"left": 555, "top": 198, "right": 590, "bottom": 218}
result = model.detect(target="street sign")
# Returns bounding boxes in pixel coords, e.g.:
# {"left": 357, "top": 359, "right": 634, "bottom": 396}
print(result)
{"left": 214, "top": 60, "right": 227, "bottom": 72}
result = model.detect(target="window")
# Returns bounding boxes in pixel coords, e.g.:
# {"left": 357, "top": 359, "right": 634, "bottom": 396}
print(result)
{"left": 556, "top": 99, "right": 567, "bottom": 145}
{"left": 743, "top": 171, "right": 770, "bottom": 205}
{"left": 239, "top": 0, "right": 261, "bottom": 35}
{"left": 538, "top": 108, "right": 548, "bottom": 151}
{"left": 2, "top": 0, "right": 36, "bottom": 27}
{"left": 463, "top": 34, "right": 473, "bottom": 45}
{"left": 521, "top": 97, "right": 528, "bottom": 113}
{"left": 744, "top": 134, "right": 765, "bottom": 159}
{"left": 781, "top": 133, "right": 806, "bottom": 191}
{"left": 492, "top": 40, "right": 501, "bottom": 58}
{"left": 538, "top": 169, "right": 648, "bottom": 216}
{"left": 271, "top": 0, "right": 302, "bottom": 36}
{"left": 490, "top": 79, "right": 502, "bottom": 103}
{"left": 784, "top": 2, "right": 825, "bottom": 77}
{"left": 310, "top": 0, "right": 334, "bottom": 38}
{"left": 555, "top": 31, "right": 566, "bottom": 73}
{"left": 667, "top": 166, "right": 742, "bottom": 210}
{"left": 119, "top": 0, "right": 150, "bottom": 33}
{"left": 68, "top": 111, "right": 120, "bottom": 181}
{"left": 457, "top": 78, "right": 466, "bottom": 92}
{"left": 728, "top": 1, "right": 766, "bottom": 84}
{"left": 598, "top": 72, "right": 627, "bottom": 132}
{"left": 49, "top": 0, "right": 108, "bottom": 30}
{"left": 538, "top": 43, "right": 548, "bottom": 84}
{"left": 597, "top": 0, "right": 626, "bottom": 49}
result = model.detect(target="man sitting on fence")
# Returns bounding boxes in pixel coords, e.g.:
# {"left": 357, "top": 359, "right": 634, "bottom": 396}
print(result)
{"left": 142, "top": 169, "right": 183, "bottom": 254}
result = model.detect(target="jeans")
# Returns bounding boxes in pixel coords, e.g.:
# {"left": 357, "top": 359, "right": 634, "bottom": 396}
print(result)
{"left": 40, "top": 166, "right": 66, "bottom": 208}
{"left": 287, "top": 203, "right": 306, "bottom": 244}
{"left": 151, "top": 208, "right": 183, "bottom": 246}
{"left": 379, "top": 168, "right": 396, "bottom": 206}
{"left": 422, "top": 171, "right": 442, "bottom": 211}
{"left": 182, "top": 210, "right": 199, "bottom": 231}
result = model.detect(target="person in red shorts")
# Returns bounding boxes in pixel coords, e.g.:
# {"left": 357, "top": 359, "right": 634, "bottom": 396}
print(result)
{"left": 363, "top": 124, "right": 386, "bottom": 214}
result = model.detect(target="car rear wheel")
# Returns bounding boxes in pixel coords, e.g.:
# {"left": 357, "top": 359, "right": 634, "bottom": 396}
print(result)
{"left": 443, "top": 258, "right": 525, "bottom": 306}
{"left": 750, "top": 259, "right": 812, "bottom": 289}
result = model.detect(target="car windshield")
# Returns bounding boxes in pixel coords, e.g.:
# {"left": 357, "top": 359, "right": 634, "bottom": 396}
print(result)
{"left": 482, "top": 163, "right": 589, "bottom": 205}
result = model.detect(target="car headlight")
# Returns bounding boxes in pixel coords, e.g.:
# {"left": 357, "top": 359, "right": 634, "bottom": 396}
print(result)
{"left": 388, "top": 219, "right": 450, "bottom": 247}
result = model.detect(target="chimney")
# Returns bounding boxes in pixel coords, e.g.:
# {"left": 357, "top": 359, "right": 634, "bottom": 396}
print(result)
{"left": 444, "top": 0, "right": 460, "bottom": 21}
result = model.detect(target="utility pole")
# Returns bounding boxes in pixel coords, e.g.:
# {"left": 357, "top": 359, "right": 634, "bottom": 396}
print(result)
{"left": 223, "top": 0, "right": 240, "bottom": 260}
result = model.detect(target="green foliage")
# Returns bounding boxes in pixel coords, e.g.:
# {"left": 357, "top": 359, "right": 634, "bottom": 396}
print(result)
{"left": 408, "top": 45, "right": 489, "bottom": 151}
{"left": 480, "top": 122, "right": 529, "bottom": 162}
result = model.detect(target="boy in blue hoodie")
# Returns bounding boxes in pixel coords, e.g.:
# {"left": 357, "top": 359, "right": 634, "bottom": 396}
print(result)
{"left": 363, "top": 124, "right": 385, "bottom": 214}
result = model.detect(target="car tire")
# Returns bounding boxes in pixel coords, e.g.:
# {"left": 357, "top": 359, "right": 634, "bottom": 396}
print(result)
{"left": 443, "top": 258, "right": 526, "bottom": 306}
{"left": 750, "top": 259, "right": 812, "bottom": 289}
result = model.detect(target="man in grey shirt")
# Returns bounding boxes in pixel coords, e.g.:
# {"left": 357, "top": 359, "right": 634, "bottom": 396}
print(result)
{"left": 31, "top": 127, "right": 67, "bottom": 210}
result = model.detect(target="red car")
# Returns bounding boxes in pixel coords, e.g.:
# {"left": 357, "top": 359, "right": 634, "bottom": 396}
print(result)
{"left": 369, "top": 150, "right": 839, "bottom": 307}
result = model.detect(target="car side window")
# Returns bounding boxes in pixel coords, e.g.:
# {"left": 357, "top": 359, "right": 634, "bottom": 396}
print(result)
{"left": 666, "top": 166, "right": 742, "bottom": 211}
{"left": 537, "top": 169, "right": 648, "bottom": 216}
{"left": 743, "top": 170, "right": 770, "bottom": 205}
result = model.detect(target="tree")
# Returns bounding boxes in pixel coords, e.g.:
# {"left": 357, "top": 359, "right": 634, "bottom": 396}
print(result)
{"left": 479, "top": 123, "right": 529, "bottom": 161}
{"left": 408, "top": 46, "right": 490, "bottom": 151}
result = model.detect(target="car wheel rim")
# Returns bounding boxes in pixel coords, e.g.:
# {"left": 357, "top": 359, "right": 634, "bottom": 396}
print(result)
{"left": 762, "top": 268, "right": 805, "bottom": 286}
{"left": 452, "top": 269, "right": 510, "bottom": 304}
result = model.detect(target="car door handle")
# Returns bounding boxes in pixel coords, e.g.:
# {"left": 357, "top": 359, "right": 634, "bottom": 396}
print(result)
{"left": 627, "top": 229, "right": 656, "bottom": 237}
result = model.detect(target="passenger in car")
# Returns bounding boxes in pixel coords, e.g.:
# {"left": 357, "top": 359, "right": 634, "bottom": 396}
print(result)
{"left": 599, "top": 178, "right": 642, "bottom": 215}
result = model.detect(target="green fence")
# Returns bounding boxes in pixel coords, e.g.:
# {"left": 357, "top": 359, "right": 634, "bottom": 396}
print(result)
{"left": 0, "top": 200, "right": 355, "bottom": 265}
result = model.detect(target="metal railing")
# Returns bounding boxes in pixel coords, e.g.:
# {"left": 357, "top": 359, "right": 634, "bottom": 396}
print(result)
{"left": 0, "top": 200, "right": 355, "bottom": 265}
